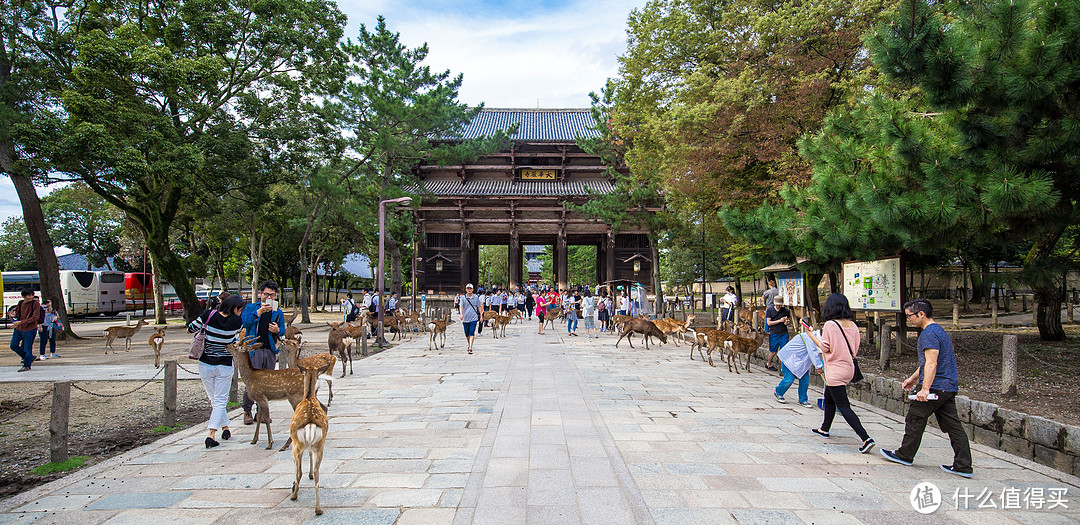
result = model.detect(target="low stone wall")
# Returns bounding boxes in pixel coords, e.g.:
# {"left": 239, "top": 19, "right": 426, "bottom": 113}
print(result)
{"left": 748, "top": 349, "right": 1080, "bottom": 477}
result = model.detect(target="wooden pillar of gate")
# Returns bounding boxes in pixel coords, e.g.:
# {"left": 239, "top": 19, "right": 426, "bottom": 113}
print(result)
{"left": 556, "top": 227, "right": 568, "bottom": 291}
{"left": 509, "top": 231, "right": 522, "bottom": 290}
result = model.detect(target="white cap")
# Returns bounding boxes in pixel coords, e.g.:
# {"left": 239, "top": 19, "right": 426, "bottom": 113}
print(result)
{"left": 466, "top": 283, "right": 474, "bottom": 289}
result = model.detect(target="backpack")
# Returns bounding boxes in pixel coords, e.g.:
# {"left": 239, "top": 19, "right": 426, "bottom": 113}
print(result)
{"left": 37, "top": 305, "right": 46, "bottom": 325}
{"left": 346, "top": 300, "right": 359, "bottom": 322}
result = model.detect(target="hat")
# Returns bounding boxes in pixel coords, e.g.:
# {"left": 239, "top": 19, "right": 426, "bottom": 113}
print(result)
{"left": 774, "top": 295, "right": 784, "bottom": 305}
{"left": 466, "top": 283, "right": 474, "bottom": 289}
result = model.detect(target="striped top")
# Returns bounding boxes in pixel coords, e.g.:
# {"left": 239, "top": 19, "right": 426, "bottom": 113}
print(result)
{"left": 188, "top": 309, "right": 244, "bottom": 366}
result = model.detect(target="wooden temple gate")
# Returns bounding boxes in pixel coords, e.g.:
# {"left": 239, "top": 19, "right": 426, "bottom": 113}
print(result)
{"left": 415, "top": 109, "right": 655, "bottom": 293}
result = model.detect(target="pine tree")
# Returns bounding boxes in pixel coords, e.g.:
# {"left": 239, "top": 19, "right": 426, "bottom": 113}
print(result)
{"left": 868, "top": 0, "right": 1080, "bottom": 340}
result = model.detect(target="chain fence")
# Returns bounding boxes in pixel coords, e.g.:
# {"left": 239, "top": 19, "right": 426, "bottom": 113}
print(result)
{"left": 0, "top": 389, "right": 53, "bottom": 424}
{"left": 69, "top": 365, "right": 165, "bottom": 398}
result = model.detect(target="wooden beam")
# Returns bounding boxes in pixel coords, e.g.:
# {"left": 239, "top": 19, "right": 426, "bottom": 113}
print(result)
{"left": 418, "top": 164, "right": 608, "bottom": 171}
{"left": 424, "top": 218, "right": 606, "bottom": 224}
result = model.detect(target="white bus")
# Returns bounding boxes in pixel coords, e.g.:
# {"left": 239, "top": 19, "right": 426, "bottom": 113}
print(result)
{"left": 1, "top": 271, "right": 40, "bottom": 315}
{"left": 97, "top": 271, "right": 126, "bottom": 314}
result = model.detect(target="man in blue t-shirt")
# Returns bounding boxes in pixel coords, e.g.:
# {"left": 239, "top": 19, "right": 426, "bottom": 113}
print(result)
{"left": 880, "top": 298, "right": 972, "bottom": 478}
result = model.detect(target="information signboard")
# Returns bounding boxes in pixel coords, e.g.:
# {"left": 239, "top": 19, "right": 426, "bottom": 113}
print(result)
{"left": 778, "top": 271, "right": 804, "bottom": 307}
{"left": 843, "top": 256, "right": 903, "bottom": 311}
{"left": 520, "top": 169, "right": 556, "bottom": 180}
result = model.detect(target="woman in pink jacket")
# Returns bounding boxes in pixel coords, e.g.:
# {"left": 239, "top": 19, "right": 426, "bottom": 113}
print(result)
{"left": 806, "top": 293, "right": 875, "bottom": 454}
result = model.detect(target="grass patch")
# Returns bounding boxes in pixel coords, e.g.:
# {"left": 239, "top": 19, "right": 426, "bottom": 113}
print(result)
{"left": 33, "top": 456, "right": 88, "bottom": 476}
{"left": 150, "top": 422, "right": 190, "bottom": 433}
{"left": 226, "top": 401, "right": 240, "bottom": 408}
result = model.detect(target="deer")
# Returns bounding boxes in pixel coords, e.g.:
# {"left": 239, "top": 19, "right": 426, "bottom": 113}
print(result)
{"left": 104, "top": 319, "right": 148, "bottom": 354}
{"left": 278, "top": 338, "right": 335, "bottom": 407}
{"left": 285, "top": 325, "right": 303, "bottom": 344}
{"left": 726, "top": 325, "right": 768, "bottom": 374}
{"left": 543, "top": 306, "right": 565, "bottom": 330}
{"left": 147, "top": 327, "right": 166, "bottom": 367}
{"left": 490, "top": 313, "right": 513, "bottom": 338}
{"left": 428, "top": 313, "right": 452, "bottom": 350}
{"left": 615, "top": 318, "right": 668, "bottom": 349}
{"left": 688, "top": 326, "right": 737, "bottom": 367}
{"left": 289, "top": 362, "right": 330, "bottom": 516}
{"left": 225, "top": 329, "right": 313, "bottom": 450}
{"left": 284, "top": 305, "right": 300, "bottom": 327}
{"left": 326, "top": 324, "right": 355, "bottom": 378}
{"left": 653, "top": 314, "right": 695, "bottom": 347}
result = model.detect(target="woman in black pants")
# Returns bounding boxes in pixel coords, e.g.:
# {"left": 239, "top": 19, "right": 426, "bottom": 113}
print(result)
{"left": 805, "top": 294, "right": 875, "bottom": 454}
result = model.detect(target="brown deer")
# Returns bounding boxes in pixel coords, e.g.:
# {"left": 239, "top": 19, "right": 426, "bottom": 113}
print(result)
{"left": 543, "top": 306, "right": 565, "bottom": 330}
{"left": 428, "top": 314, "right": 452, "bottom": 350}
{"left": 688, "top": 326, "right": 737, "bottom": 367}
{"left": 490, "top": 313, "right": 512, "bottom": 338}
{"left": 653, "top": 314, "right": 695, "bottom": 347}
{"left": 284, "top": 305, "right": 300, "bottom": 327}
{"left": 289, "top": 362, "right": 330, "bottom": 516}
{"left": 284, "top": 325, "right": 303, "bottom": 344}
{"left": 104, "top": 319, "right": 148, "bottom": 354}
{"left": 225, "top": 330, "right": 311, "bottom": 450}
{"left": 615, "top": 318, "right": 668, "bottom": 349}
{"left": 326, "top": 325, "right": 355, "bottom": 378}
{"left": 726, "top": 326, "right": 768, "bottom": 374}
{"left": 147, "top": 327, "right": 166, "bottom": 367}
{"left": 278, "top": 339, "right": 335, "bottom": 407}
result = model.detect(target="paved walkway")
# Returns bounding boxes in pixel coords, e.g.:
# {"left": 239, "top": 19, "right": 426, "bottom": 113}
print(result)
{"left": 0, "top": 321, "right": 1077, "bottom": 524}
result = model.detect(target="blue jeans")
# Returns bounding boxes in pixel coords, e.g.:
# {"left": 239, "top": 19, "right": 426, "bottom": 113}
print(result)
{"left": 567, "top": 315, "right": 578, "bottom": 333}
{"left": 10, "top": 328, "right": 36, "bottom": 369}
{"left": 776, "top": 363, "right": 809, "bottom": 403}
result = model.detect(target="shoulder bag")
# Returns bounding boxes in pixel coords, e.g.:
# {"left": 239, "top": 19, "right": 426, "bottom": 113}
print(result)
{"left": 188, "top": 310, "right": 217, "bottom": 360}
{"left": 834, "top": 320, "right": 863, "bottom": 383}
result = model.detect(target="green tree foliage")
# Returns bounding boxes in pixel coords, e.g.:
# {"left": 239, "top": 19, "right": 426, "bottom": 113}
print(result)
{"left": 28, "top": 0, "right": 347, "bottom": 320}
{"left": 0, "top": 217, "right": 36, "bottom": 271}
{"left": 42, "top": 182, "right": 122, "bottom": 270}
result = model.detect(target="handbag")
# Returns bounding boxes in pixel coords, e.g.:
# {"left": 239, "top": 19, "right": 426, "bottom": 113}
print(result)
{"left": 834, "top": 320, "right": 863, "bottom": 383}
{"left": 188, "top": 310, "right": 216, "bottom": 360}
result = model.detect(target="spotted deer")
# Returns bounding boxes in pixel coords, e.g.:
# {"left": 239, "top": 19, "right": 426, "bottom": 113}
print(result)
{"left": 289, "top": 362, "right": 330, "bottom": 516}
{"left": 428, "top": 314, "right": 452, "bottom": 350}
{"left": 278, "top": 338, "right": 335, "bottom": 407}
{"left": 226, "top": 330, "right": 314, "bottom": 450}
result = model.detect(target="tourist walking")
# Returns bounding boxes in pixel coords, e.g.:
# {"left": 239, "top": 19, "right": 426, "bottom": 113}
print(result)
{"left": 536, "top": 293, "right": 548, "bottom": 335}
{"left": 881, "top": 298, "right": 973, "bottom": 478}
{"left": 9, "top": 289, "right": 40, "bottom": 372}
{"left": 774, "top": 319, "right": 821, "bottom": 406}
{"left": 762, "top": 278, "right": 778, "bottom": 309}
{"left": 525, "top": 291, "right": 536, "bottom": 320}
{"left": 581, "top": 288, "right": 597, "bottom": 338}
{"left": 806, "top": 293, "right": 875, "bottom": 454}
{"left": 38, "top": 298, "right": 63, "bottom": 360}
{"left": 459, "top": 284, "right": 481, "bottom": 354}
{"left": 565, "top": 290, "right": 579, "bottom": 336}
{"left": 188, "top": 294, "right": 247, "bottom": 448}
{"left": 720, "top": 286, "right": 738, "bottom": 326}
{"left": 765, "top": 295, "right": 790, "bottom": 372}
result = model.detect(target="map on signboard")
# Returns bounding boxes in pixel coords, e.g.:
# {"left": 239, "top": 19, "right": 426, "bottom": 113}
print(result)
{"left": 842, "top": 257, "right": 902, "bottom": 311}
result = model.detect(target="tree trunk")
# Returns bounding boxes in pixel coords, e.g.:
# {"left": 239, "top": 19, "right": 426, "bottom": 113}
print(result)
{"left": 826, "top": 271, "right": 840, "bottom": 294}
{"left": 806, "top": 273, "right": 824, "bottom": 317}
{"left": 310, "top": 255, "right": 320, "bottom": 311}
{"left": 250, "top": 231, "right": 264, "bottom": 296}
{"left": 5, "top": 167, "right": 75, "bottom": 339}
{"left": 151, "top": 253, "right": 166, "bottom": 324}
{"left": 1025, "top": 223, "right": 1067, "bottom": 341}
{"left": 650, "top": 237, "right": 663, "bottom": 316}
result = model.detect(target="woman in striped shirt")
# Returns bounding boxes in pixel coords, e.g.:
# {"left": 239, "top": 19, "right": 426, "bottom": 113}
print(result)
{"left": 188, "top": 295, "right": 247, "bottom": 448}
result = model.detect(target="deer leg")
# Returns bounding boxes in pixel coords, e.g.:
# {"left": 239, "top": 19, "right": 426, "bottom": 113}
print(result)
{"left": 312, "top": 441, "right": 324, "bottom": 515}
{"left": 291, "top": 440, "right": 303, "bottom": 501}
{"left": 347, "top": 353, "right": 353, "bottom": 375}
{"left": 278, "top": 436, "right": 292, "bottom": 452}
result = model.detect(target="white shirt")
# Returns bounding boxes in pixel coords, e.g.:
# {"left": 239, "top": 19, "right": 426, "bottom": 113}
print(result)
{"left": 723, "top": 292, "right": 738, "bottom": 309}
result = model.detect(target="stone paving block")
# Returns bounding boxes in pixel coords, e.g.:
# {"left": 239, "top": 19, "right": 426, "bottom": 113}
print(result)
{"left": 60, "top": 476, "right": 179, "bottom": 495}
{"left": 527, "top": 469, "right": 576, "bottom": 506}
{"left": 362, "top": 448, "right": 428, "bottom": 459}
{"left": 439, "top": 488, "right": 464, "bottom": 507}
{"left": 368, "top": 488, "right": 444, "bottom": 507}
{"left": 266, "top": 473, "right": 358, "bottom": 490}
{"left": 526, "top": 505, "right": 581, "bottom": 525}
{"left": 803, "top": 491, "right": 893, "bottom": 511}
{"left": 530, "top": 444, "right": 571, "bottom": 470}
{"left": 663, "top": 462, "right": 726, "bottom": 476}
{"left": 483, "top": 458, "right": 529, "bottom": 487}
{"left": 100, "top": 508, "right": 229, "bottom": 524}
{"left": 757, "top": 477, "right": 843, "bottom": 493}
{"left": 425, "top": 473, "right": 469, "bottom": 489}
{"left": 793, "top": 509, "right": 868, "bottom": 525}
{"left": 678, "top": 489, "right": 751, "bottom": 509}
{"left": 469, "top": 504, "right": 525, "bottom": 525}
{"left": 395, "top": 508, "right": 457, "bottom": 525}
{"left": 352, "top": 473, "right": 428, "bottom": 488}
{"left": 170, "top": 474, "right": 276, "bottom": 490}
{"left": 730, "top": 509, "right": 804, "bottom": 525}
{"left": 299, "top": 507, "right": 399, "bottom": 525}
{"left": 13, "top": 495, "right": 100, "bottom": 513}
{"left": 651, "top": 507, "right": 739, "bottom": 525}
{"left": 85, "top": 491, "right": 193, "bottom": 510}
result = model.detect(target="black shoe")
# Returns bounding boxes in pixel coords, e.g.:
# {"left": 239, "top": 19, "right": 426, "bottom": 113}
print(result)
{"left": 205, "top": 437, "right": 219, "bottom": 448}
{"left": 765, "top": 365, "right": 779, "bottom": 371}
{"left": 941, "top": 464, "right": 973, "bottom": 478}
{"left": 221, "top": 429, "right": 231, "bottom": 441}
{"left": 812, "top": 428, "right": 830, "bottom": 438}
{"left": 859, "top": 438, "right": 876, "bottom": 454}
{"left": 880, "top": 449, "right": 913, "bottom": 466}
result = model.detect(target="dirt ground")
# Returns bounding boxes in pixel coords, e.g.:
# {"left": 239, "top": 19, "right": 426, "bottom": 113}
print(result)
{"left": 0, "top": 311, "right": 346, "bottom": 498}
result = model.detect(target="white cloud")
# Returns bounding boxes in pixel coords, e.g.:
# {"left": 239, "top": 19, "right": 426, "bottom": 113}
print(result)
{"left": 338, "top": 0, "right": 643, "bottom": 107}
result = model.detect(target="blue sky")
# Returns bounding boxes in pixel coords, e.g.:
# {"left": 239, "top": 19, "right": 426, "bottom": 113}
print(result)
{"left": 0, "top": 0, "right": 646, "bottom": 226}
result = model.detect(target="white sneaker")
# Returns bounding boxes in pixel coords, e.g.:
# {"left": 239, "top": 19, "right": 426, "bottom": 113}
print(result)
{"left": 36, "top": 355, "right": 47, "bottom": 361}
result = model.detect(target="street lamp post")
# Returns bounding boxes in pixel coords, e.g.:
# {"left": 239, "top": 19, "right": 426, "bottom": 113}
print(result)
{"left": 378, "top": 196, "right": 412, "bottom": 347}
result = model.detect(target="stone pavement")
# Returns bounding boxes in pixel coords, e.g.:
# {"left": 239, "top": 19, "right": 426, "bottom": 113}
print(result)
{"left": 0, "top": 320, "right": 1077, "bottom": 524}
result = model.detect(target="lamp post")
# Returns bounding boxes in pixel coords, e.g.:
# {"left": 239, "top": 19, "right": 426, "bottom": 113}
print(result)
{"left": 378, "top": 196, "right": 412, "bottom": 347}
{"left": 435, "top": 258, "right": 444, "bottom": 296}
